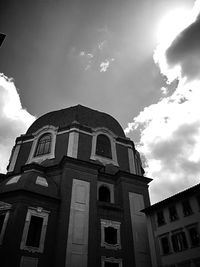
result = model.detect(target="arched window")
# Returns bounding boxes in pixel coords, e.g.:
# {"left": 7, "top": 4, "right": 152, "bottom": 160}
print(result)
{"left": 96, "top": 134, "right": 112, "bottom": 159}
{"left": 99, "top": 185, "right": 111, "bottom": 202}
{"left": 34, "top": 133, "right": 52, "bottom": 157}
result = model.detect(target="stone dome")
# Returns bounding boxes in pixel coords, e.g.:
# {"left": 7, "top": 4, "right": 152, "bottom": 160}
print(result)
{"left": 26, "top": 105, "right": 125, "bottom": 138}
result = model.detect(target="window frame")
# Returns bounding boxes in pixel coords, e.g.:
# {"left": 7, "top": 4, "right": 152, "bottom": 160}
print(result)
{"left": 90, "top": 129, "right": 119, "bottom": 166}
{"left": 0, "top": 211, "right": 10, "bottom": 245}
{"left": 186, "top": 224, "right": 200, "bottom": 248}
{"left": 159, "top": 234, "right": 171, "bottom": 255}
{"left": 100, "top": 219, "right": 121, "bottom": 250}
{"left": 182, "top": 200, "right": 193, "bottom": 217}
{"left": 171, "top": 230, "right": 188, "bottom": 252}
{"left": 27, "top": 125, "right": 58, "bottom": 164}
{"left": 101, "top": 256, "right": 122, "bottom": 267}
{"left": 0, "top": 201, "right": 11, "bottom": 245}
{"left": 96, "top": 134, "right": 112, "bottom": 159}
{"left": 34, "top": 133, "right": 52, "bottom": 157}
{"left": 169, "top": 205, "right": 179, "bottom": 222}
{"left": 156, "top": 210, "right": 166, "bottom": 227}
{"left": 20, "top": 207, "right": 49, "bottom": 253}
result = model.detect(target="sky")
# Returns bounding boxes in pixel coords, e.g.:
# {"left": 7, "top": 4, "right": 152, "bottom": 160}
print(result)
{"left": 0, "top": 0, "right": 199, "bottom": 203}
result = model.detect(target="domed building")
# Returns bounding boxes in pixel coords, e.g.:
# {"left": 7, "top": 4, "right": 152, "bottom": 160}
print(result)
{"left": 0, "top": 105, "right": 152, "bottom": 267}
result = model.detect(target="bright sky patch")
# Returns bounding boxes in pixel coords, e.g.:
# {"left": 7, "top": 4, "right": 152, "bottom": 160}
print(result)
{"left": 0, "top": 74, "right": 35, "bottom": 173}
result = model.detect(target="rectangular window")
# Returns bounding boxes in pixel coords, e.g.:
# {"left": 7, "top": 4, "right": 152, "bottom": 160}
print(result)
{"left": 156, "top": 211, "right": 165, "bottom": 226}
{"left": 182, "top": 200, "right": 193, "bottom": 216}
{"left": 188, "top": 226, "right": 200, "bottom": 247}
{"left": 105, "top": 227, "right": 118, "bottom": 245}
{"left": 101, "top": 219, "right": 121, "bottom": 249}
{"left": 20, "top": 208, "right": 49, "bottom": 253}
{"left": 171, "top": 231, "right": 188, "bottom": 252}
{"left": 160, "top": 235, "right": 170, "bottom": 255}
{"left": 26, "top": 216, "right": 43, "bottom": 247}
{"left": 101, "top": 257, "right": 122, "bottom": 267}
{"left": 169, "top": 206, "right": 178, "bottom": 221}
{"left": 0, "top": 211, "right": 9, "bottom": 244}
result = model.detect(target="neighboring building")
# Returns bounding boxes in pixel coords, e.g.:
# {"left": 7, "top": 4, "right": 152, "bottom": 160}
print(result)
{"left": 0, "top": 105, "right": 152, "bottom": 267}
{"left": 143, "top": 184, "right": 200, "bottom": 267}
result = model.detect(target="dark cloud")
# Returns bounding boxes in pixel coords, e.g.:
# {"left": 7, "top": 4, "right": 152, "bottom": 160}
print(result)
{"left": 151, "top": 121, "right": 200, "bottom": 172}
{"left": 166, "top": 16, "right": 200, "bottom": 80}
{"left": 147, "top": 121, "right": 200, "bottom": 202}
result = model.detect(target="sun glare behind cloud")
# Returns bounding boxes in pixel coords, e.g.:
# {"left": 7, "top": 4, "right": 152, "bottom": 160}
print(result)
{"left": 154, "top": 3, "right": 200, "bottom": 83}
{"left": 156, "top": 8, "right": 193, "bottom": 47}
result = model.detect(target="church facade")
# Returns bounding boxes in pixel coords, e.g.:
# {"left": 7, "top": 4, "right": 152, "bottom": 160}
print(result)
{"left": 0, "top": 105, "right": 152, "bottom": 267}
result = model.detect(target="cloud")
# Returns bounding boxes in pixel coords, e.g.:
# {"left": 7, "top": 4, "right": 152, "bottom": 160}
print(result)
{"left": 98, "top": 40, "right": 106, "bottom": 50}
{"left": 80, "top": 51, "right": 93, "bottom": 58}
{"left": 154, "top": 2, "right": 200, "bottom": 83}
{"left": 80, "top": 49, "right": 115, "bottom": 72}
{"left": 100, "top": 58, "right": 115, "bottom": 72}
{"left": 126, "top": 80, "right": 200, "bottom": 203}
{"left": 78, "top": 27, "right": 115, "bottom": 73}
{"left": 100, "top": 60, "right": 110, "bottom": 72}
{"left": 166, "top": 17, "right": 200, "bottom": 81}
{"left": 80, "top": 51, "right": 85, "bottom": 56}
{"left": 125, "top": 0, "right": 200, "bottom": 203}
{"left": 0, "top": 74, "right": 35, "bottom": 173}
{"left": 79, "top": 50, "right": 94, "bottom": 70}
